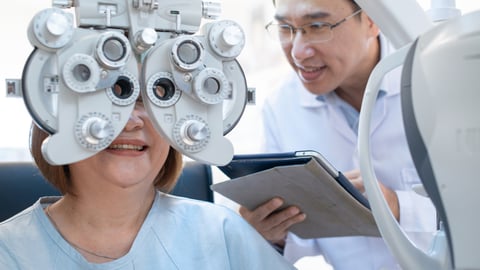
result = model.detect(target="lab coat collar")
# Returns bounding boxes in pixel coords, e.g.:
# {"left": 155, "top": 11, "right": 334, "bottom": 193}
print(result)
{"left": 378, "top": 34, "right": 402, "bottom": 97}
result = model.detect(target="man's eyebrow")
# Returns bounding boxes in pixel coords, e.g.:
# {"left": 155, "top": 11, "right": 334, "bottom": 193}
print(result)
{"left": 274, "top": 11, "right": 330, "bottom": 22}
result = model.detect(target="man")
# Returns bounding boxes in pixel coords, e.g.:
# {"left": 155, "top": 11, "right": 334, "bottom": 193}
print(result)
{"left": 239, "top": 0, "right": 437, "bottom": 268}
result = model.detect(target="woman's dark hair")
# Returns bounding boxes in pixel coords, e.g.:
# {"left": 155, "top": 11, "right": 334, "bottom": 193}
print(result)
{"left": 30, "top": 123, "right": 183, "bottom": 194}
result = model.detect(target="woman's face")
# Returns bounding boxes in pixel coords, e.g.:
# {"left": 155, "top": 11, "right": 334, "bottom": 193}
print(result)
{"left": 69, "top": 99, "right": 170, "bottom": 191}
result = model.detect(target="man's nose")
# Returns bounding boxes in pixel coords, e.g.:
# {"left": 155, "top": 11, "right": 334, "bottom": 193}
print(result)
{"left": 290, "top": 31, "right": 315, "bottom": 62}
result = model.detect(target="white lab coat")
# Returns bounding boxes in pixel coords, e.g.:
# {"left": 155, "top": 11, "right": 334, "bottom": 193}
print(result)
{"left": 260, "top": 37, "right": 437, "bottom": 269}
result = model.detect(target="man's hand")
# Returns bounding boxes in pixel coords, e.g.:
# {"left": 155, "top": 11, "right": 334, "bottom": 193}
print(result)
{"left": 344, "top": 169, "right": 400, "bottom": 220}
{"left": 239, "top": 198, "right": 306, "bottom": 246}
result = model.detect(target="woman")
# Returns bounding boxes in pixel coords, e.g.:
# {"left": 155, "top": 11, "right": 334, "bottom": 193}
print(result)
{"left": 0, "top": 98, "right": 294, "bottom": 269}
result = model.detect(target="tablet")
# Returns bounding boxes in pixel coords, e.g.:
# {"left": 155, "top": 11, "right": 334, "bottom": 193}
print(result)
{"left": 212, "top": 150, "right": 379, "bottom": 238}
{"left": 217, "top": 150, "right": 369, "bottom": 208}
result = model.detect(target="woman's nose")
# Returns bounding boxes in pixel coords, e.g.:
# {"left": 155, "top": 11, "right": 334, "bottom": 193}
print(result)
{"left": 124, "top": 104, "right": 145, "bottom": 131}
{"left": 290, "top": 33, "right": 315, "bottom": 63}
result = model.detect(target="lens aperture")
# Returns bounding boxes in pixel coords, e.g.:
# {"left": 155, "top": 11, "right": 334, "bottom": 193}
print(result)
{"left": 112, "top": 76, "right": 134, "bottom": 99}
{"left": 73, "top": 64, "right": 91, "bottom": 82}
{"left": 153, "top": 78, "right": 175, "bottom": 100}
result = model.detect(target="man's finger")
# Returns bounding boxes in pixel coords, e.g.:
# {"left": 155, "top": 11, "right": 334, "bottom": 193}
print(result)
{"left": 239, "top": 197, "right": 284, "bottom": 222}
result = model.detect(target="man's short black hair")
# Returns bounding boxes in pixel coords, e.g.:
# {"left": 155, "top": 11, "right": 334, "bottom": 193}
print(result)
{"left": 272, "top": 0, "right": 360, "bottom": 10}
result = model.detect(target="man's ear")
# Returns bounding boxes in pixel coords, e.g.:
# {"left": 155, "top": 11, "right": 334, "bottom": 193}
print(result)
{"left": 363, "top": 12, "right": 381, "bottom": 37}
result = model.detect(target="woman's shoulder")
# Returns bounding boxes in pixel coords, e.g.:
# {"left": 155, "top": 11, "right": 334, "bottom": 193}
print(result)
{"left": 148, "top": 192, "right": 251, "bottom": 240}
{"left": 0, "top": 199, "right": 48, "bottom": 259}
{"left": 152, "top": 192, "right": 247, "bottom": 226}
{"left": 0, "top": 197, "right": 59, "bottom": 239}
{"left": 156, "top": 192, "right": 233, "bottom": 214}
{"left": 1, "top": 201, "right": 38, "bottom": 230}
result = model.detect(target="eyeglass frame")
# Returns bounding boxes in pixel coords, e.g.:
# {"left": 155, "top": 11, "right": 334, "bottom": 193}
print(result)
{"left": 265, "top": 9, "right": 363, "bottom": 44}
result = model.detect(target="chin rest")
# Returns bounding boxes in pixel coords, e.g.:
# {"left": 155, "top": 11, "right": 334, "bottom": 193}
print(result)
{"left": 0, "top": 161, "right": 213, "bottom": 222}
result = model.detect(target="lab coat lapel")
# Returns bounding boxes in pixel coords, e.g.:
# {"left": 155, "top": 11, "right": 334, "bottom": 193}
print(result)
{"left": 369, "top": 93, "right": 388, "bottom": 136}
{"left": 324, "top": 95, "right": 357, "bottom": 144}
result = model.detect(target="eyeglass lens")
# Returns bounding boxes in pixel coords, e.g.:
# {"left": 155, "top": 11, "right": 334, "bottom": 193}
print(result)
{"left": 273, "top": 23, "right": 332, "bottom": 43}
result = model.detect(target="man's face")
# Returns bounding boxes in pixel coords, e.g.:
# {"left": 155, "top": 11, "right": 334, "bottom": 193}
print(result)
{"left": 274, "top": 0, "right": 379, "bottom": 95}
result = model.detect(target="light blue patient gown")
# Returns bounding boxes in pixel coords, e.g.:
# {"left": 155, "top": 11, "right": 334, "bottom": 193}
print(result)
{"left": 0, "top": 191, "right": 295, "bottom": 269}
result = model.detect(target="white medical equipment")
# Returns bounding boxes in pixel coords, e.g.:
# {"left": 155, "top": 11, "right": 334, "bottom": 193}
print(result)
{"left": 5, "top": 0, "right": 251, "bottom": 166}
{"left": 357, "top": 0, "right": 480, "bottom": 269}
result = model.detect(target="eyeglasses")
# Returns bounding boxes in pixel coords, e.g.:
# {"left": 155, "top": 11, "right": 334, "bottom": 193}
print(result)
{"left": 265, "top": 9, "right": 362, "bottom": 44}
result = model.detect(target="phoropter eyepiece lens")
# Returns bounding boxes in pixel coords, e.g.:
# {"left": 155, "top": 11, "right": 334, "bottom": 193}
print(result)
{"left": 177, "top": 40, "right": 201, "bottom": 65}
{"left": 153, "top": 78, "right": 176, "bottom": 101}
{"left": 73, "top": 64, "right": 91, "bottom": 82}
{"left": 96, "top": 32, "right": 131, "bottom": 69}
{"left": 103, "top": 37, "right": 127, "bottom": 62}
{"left": 145, "top": 72, "right": 180, "bottom": 107}
{"left": 203, "top": 77, "right": 220, "bottom": 95}
{"left": 112, "top": 76, "right": 134, "bottom": 99}
{"left": 170, "top": 37, "right": 205, "bottom": 71}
